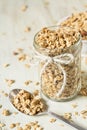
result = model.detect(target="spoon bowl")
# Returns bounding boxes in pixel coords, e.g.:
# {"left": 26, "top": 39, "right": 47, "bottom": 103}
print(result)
{"left": 9, "top": 89, "right": 20, "bottom": 102}
{"left": 9, "top": 89, "right": 48, "bottom": 116}
{"left": 9, "top": 89, "right": 87, "bottom": 130}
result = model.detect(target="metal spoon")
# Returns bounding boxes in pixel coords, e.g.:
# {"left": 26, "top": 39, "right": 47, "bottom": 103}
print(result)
{"left": 9, "top": 89, "right": 86, "bottom": 130}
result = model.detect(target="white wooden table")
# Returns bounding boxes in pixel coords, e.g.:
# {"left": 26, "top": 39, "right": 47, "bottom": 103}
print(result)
{"left": 0, "top": 0, "right": 87, "bottom": 130}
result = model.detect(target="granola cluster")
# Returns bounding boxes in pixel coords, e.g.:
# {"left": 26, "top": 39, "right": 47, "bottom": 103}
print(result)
{"left": 60, "top": 12, "right": 87, "bottom": 40}
{"left": 13, "top": 90, "right": 46, "bottom": 115}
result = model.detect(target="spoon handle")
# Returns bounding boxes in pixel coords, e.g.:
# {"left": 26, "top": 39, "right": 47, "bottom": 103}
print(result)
{"left": 49, "top": 111, "right": 86, "bottom": 130}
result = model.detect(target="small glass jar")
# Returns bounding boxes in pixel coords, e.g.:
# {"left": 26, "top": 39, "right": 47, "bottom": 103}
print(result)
{"left": 33, "top": 26, "right": 82, "bottom": 101}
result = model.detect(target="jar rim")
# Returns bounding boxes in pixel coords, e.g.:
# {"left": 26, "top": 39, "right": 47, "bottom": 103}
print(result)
{"left": 33, "top": 26, "right": 81, "bottom": 56}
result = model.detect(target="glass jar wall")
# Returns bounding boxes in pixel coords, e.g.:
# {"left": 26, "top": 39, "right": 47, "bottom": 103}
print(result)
{"left": 33, "top": 26, "right": 82, "bottom": 101}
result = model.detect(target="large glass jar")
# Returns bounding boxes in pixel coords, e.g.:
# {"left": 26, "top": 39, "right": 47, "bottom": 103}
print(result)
{"left": 33, "top": 26, "right": 82, "bottom": 101}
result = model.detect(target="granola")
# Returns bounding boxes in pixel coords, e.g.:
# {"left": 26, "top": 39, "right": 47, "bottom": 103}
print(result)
{"left": 21, "top": 5, "right": 28, "bottom": 12}
{"left": 17, "top": 121, "right": 44, "bottom": 130}
{"left": 24, "top": 26, "right": 31, "bottom": 32}
{"left": 49, "top": 118, "right": 56, "bottom": 123}
{"left": 2, "top": 109, "right": 11, "bottom": 116}
{"left": 13, "top": 90, "right": 46, "bottom": 115}
{"left": 3, "top": 63, "right": 10, "bottom": 68}
{"left": 63, "top": 113, "right": 72, "bottom": 120}
{"left": 35, "top": 27, "right": 79, "bottom": 56}
{"left": 0, "top": 123, "right": 6, "bottom": 127}
{"left": 60, "top": 12, "right": 87, "bottom": 40}
{"left": 81, "top": 110, "right": 87, "bottom": 119}
{"left": 5, "top": 79, "right": 15, "bottom": 86}
{"left": 9, "top": 123, "right": 16, "bottom": 129}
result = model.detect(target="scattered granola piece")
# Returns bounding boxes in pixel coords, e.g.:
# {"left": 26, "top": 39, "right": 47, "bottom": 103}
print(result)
{"left": 24, "top": 80, "right": 32, "bottom": 86}
{"left": 81, "top": 110, "right": 86, "bottom": 114}
{"left": 39, "top": 128, "right": 44, "bottom": 130}
{"left": 21, "top": 5, "right": 28, "bottom": 12}
{"left": 74, "top": 112, "right": 79, "bottom": 116}
{"left": 35, "top": 82, "right": 40, "bottom": 86}
{"left": 5, "top": 79, "right": 15, "bottom": 86}
{"left": 71, "top": 104, "right": 78, "bottom": 108}
{"left": 18, "top": 54, "right": 26, "bottom": 61}
{"left": 44, "top": 1, "right": 49, "bottom": 7}
{"left": 13, "top": 48, "right": 23, "bottom": 56}
{"left": 0, "top": 123, "right": 6, "bottom": 127}
{"left": 24, "top": 26, "right": 31, "bottom": 32}
{"left": 3, "top": 93, "right": 8, "bottom": 97}
{"left": 23, "top": 124, "right": 31, "bottom": 130}
{"left": 3, "top": 63, "right": 10, "bottom": 68}
{"left": 29, "top": 122, "right": 36, "bottom": 126}
{"left": 25, "top": 64, "right": 30, "bottom": 68}
{"left": 17, "top": 121, "right": 44, "bottom": 130}
{"left": 16, "top": 123, "right": 20, "bottom": 126}
{"left": 64, "top": 113, "right": 72, "bottom": 120}
{"left": 2, "top": 109, "right": 11, "bottom": 116}
{"left": 10, "top": 123, "right": 16, "bottom": 129}
{"left": 13, "top": 51, "right": 19, "bottom": 55}
{"left": 82, "top": 116, "right": 86, "bottom": 119}
{"left": 50, "top": 118, "right": 56, "bottom": 123}
{"left": 17, "top": 48, "right": 24, "bottom": 53}
{"left": 24, "top": 81, "right": 30, "bottom": 86}
{"left": 24, "top": 121, "right": 43, "bottom": 130}
{"left": 81, "top": 110, "right": 87, "bottom": 118}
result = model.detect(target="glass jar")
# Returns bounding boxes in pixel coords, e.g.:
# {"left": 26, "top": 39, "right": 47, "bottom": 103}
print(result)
{"left": 33, "top": 26, "right": 82, "bottom": 101}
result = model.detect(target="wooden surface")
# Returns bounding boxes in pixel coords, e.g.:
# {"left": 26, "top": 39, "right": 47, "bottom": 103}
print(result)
{"left": 0, "top": 0, "right": 87, "bottom": 130}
